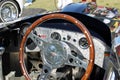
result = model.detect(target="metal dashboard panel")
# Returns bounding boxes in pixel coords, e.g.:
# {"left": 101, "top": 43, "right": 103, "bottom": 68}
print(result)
{"left": 26, "top": 27, "right": 108, "bottom": 68}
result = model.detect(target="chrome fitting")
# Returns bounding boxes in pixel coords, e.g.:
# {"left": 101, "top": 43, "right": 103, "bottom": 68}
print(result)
{"left": 0, "top": 47, "right": 5, "bottom": 56}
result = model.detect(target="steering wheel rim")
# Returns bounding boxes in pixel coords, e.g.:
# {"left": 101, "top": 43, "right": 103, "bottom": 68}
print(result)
{"left": 19, "top": 13, "right": 95, "bottom": 80}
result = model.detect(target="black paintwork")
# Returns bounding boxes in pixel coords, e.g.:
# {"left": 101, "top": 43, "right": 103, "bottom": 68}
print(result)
{"left": 0, "top": 12, "right": 111, "bottom": 47}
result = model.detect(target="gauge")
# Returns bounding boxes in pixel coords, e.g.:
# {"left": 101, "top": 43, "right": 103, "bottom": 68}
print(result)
{"left": 51, "top": 32, "right": 61, "bottom": 40}
{"left": 79, "top": 37, "right": 89, "bottom": 49}
{"left": 20, "top": 22, "right": 31, "bottom": 35}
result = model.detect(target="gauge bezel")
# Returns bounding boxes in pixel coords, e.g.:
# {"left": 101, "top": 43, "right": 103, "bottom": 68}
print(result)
{"left": 79, "top": 37, "right": 89, "bottom": 49}
{"left": 51, "top": 32, "right": 61, "bottom": 41}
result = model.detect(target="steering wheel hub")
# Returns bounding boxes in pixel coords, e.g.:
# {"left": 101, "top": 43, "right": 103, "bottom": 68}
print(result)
{"left": 41, "top": 41, "right": 68, "bottom": 68}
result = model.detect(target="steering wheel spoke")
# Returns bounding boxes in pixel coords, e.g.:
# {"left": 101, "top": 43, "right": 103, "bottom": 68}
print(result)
{"left": 28, "top": 32, "right": 47, "bottom": 49}
{"left": 38, "top": 65, "right": 52, "bottom": 80}
{"left": 65, "top": 53, "right": 88, "bottom": 69}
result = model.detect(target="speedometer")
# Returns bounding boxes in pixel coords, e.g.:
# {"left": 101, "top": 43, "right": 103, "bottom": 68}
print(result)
{"left": 79, "top": 37, "right": 89, "bottom": 49}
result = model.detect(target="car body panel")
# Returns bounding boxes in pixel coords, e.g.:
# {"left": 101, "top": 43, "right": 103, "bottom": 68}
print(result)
{"left": 16, "top": 0, "right": 24, "bottom": 16}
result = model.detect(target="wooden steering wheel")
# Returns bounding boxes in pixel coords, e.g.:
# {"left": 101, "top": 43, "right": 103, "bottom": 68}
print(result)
{"left": 19, "top": 13, "right": 95, "bottom": 80}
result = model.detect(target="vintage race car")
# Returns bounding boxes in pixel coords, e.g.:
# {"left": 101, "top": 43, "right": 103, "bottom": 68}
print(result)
{"left": 0, "top": 0, "right": 24, "bottom": 22}
{"left": 0, "top": 1, "right": 120, "bottom": 80}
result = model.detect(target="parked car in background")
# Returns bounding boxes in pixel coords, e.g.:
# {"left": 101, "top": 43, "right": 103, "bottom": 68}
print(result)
{"left": 0, "top": 0, "right": 23, "bottom": 22}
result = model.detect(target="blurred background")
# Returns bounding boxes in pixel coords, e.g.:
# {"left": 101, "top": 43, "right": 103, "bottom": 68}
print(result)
{"left": 26, "top": 0, "right": 120, "bottom": 11}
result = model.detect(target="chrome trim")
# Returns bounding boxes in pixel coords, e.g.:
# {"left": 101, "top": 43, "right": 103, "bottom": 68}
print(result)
{"left": 0, "top": 47, "right": 5, "bottom": 56}
{"left": 16, "top": 0, "right": 23, "bottom": 16}
{"left": 0, "top": 1, "right": 19, "bottom": 22}
{"left": 103, "top": 60, "right": 120, "bottom": 80}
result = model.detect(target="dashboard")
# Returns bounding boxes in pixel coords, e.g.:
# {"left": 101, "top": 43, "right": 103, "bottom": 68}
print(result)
{"left": 23, "top": 22, "right": 109, "bottom": 68}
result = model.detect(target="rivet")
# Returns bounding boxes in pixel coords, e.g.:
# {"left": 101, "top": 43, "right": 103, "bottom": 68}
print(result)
{"left": 51, "top": 14, "right": 54, "bottom": 16}
{"left": 23, "top": 72, "right": 26, "bottom": 75}
{"left": 90, "top": 60, "right": 93, "bottom": 62}
{"left": 23, "top": 37, "right": 25, "bottom": 39}
{"left": 90, "top": 44, "right": 92, "bottom": 47}
{"left": 19, "top": 61, "right": 22, "bottom": 63}
{"left": 64, "top": 15, "right": 66, "bottom": 18}
{"left": 85, "top": 73, "right": 88, "bottom": 76}
{"left": 84, "top": 31, "right": 87, "bottom": 34}
{"left": 75, "top": 21, "right": 78, "bottom": 23}
{"left": 40, "top": 18, "right": 42, "bottom": 20}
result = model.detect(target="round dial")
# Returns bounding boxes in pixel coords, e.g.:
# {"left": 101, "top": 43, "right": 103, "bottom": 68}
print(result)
{"left": 79, "top": 37, "right": 89, "bottom": 49}
{"left": 51, "top": 32, "right": 61, "bottom": 40}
